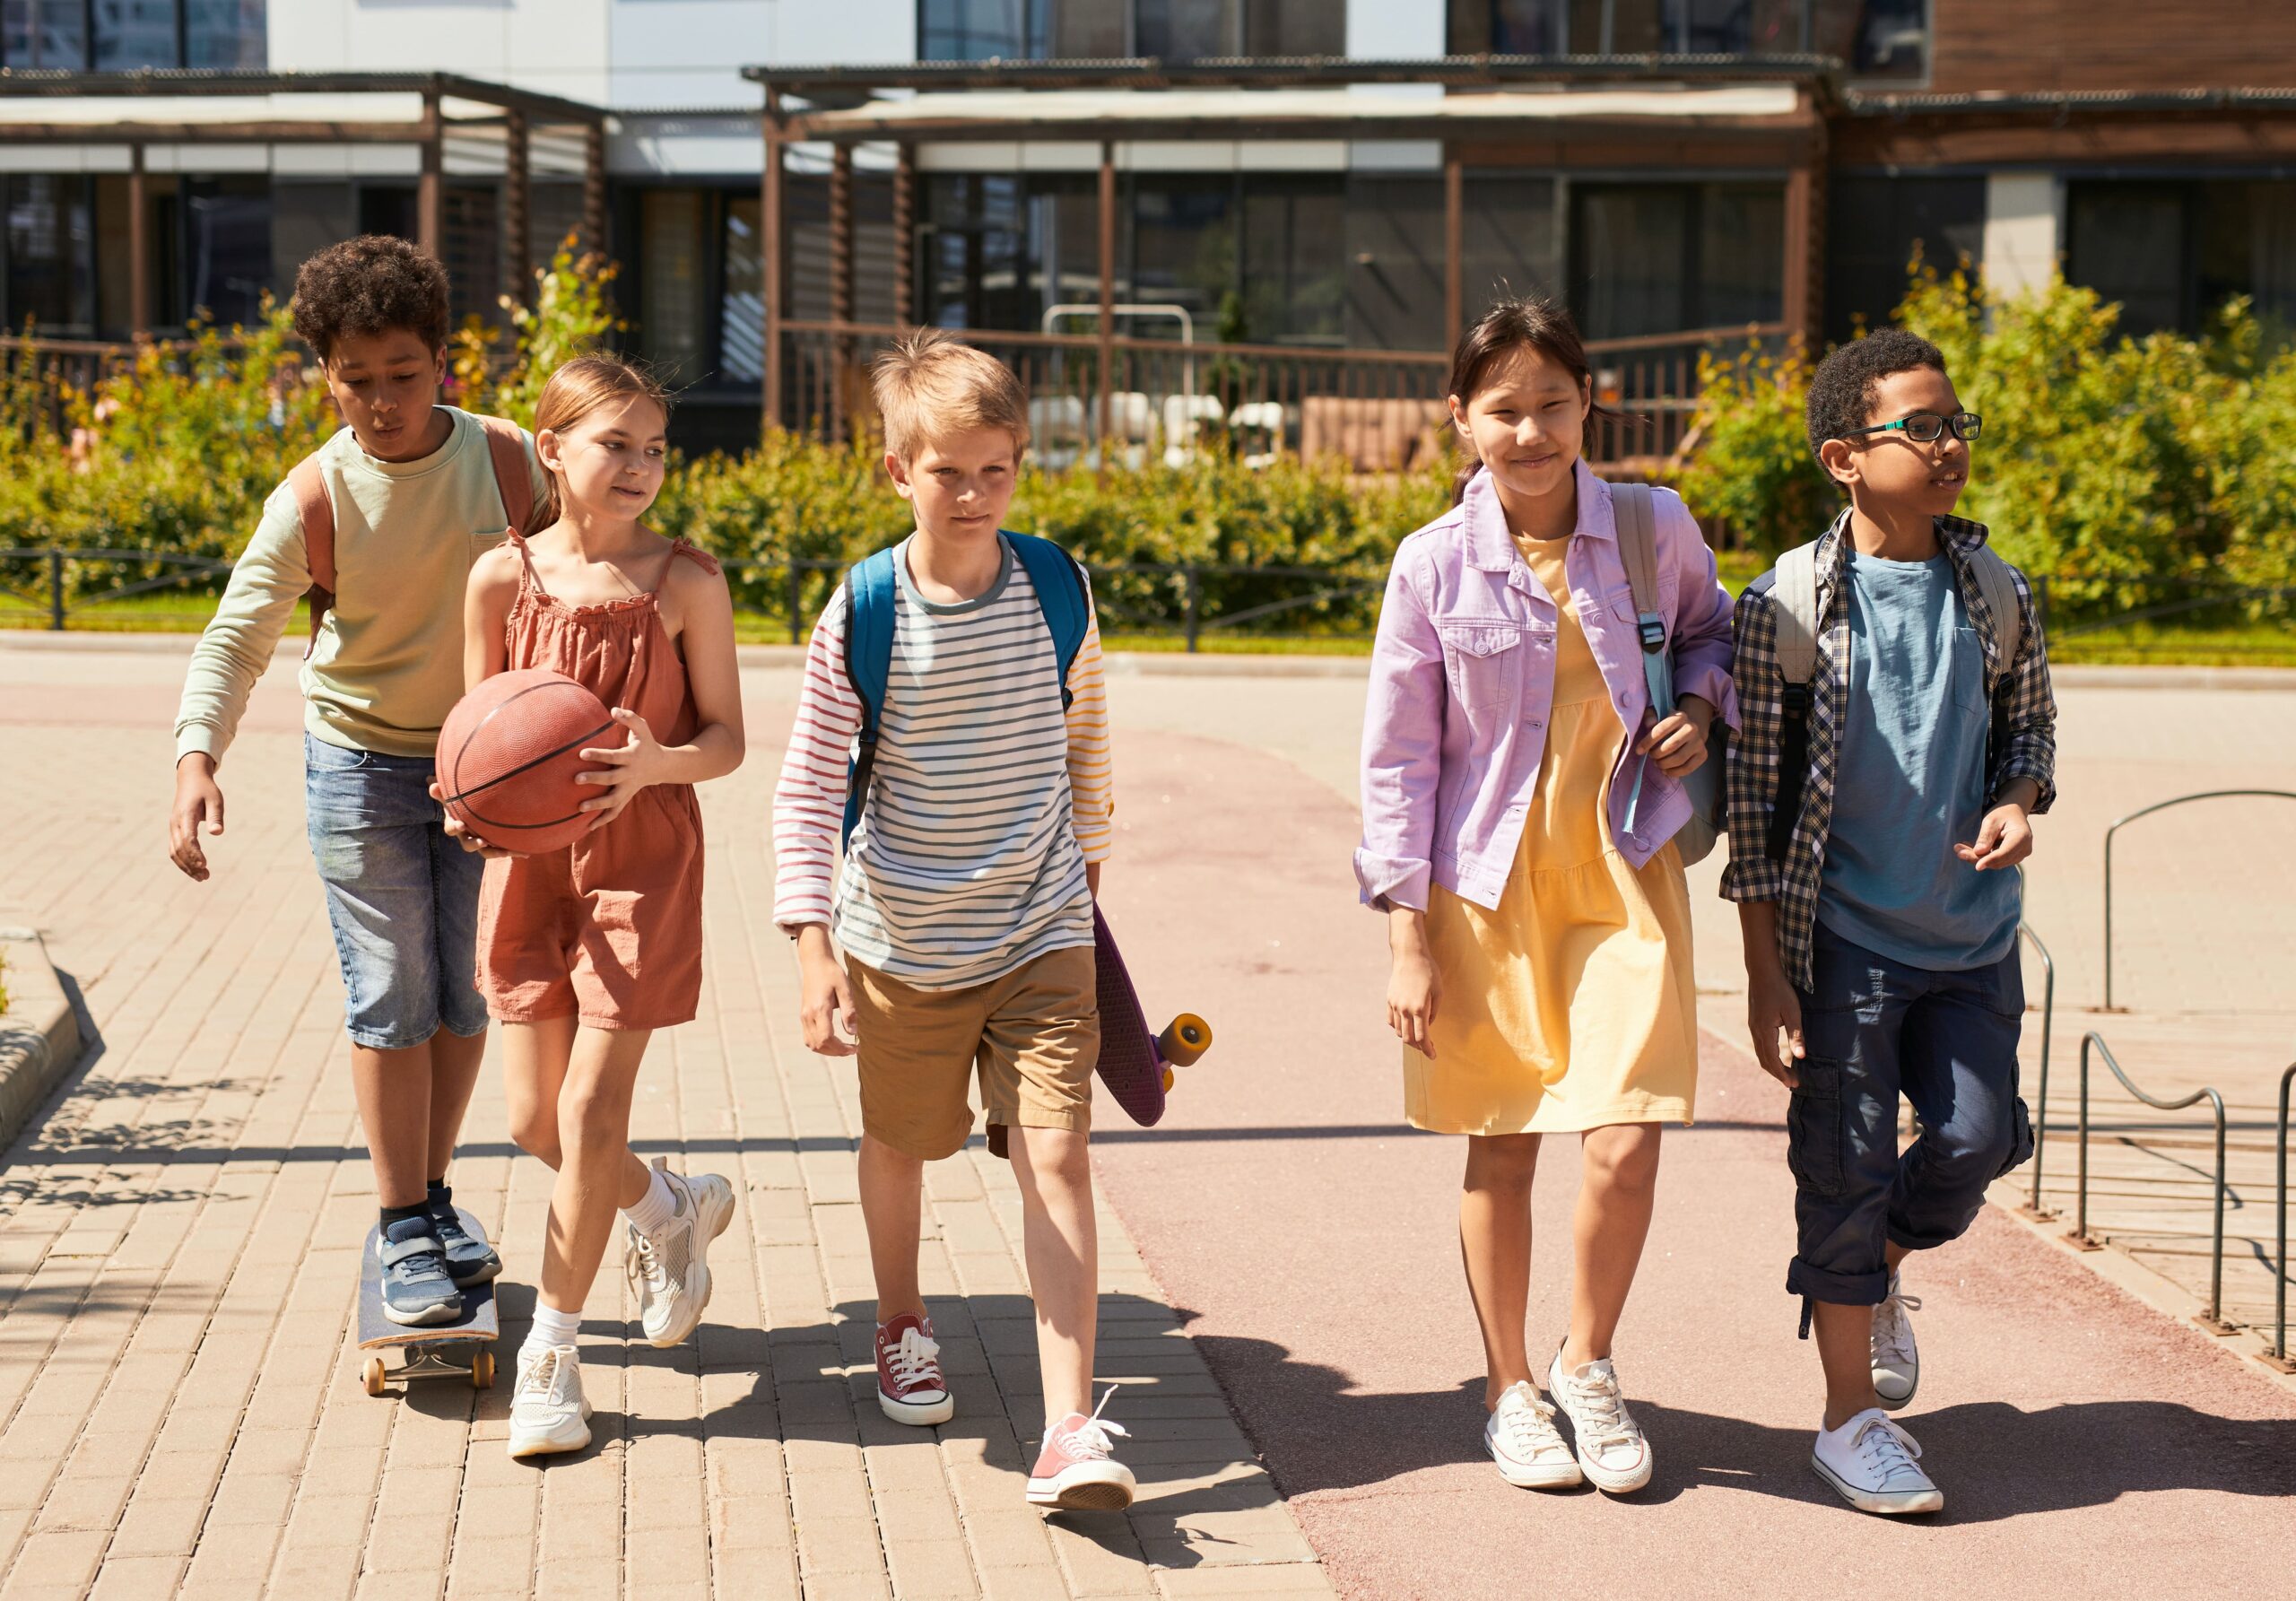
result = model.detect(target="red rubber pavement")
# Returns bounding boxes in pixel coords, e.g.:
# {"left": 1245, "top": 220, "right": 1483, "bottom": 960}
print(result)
{"left": 1089, "top": 727, "right": 2296, "bottom": 1601}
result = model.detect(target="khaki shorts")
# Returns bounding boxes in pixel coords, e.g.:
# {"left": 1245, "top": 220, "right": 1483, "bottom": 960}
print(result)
{"left": 849, "top": 944, "right": 1100, "bottom": 1161}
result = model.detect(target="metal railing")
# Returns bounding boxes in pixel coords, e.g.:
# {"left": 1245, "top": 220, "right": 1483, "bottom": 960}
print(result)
{"left": 773, "top": 318, "right": 1784, "bottom": 472}
{"left": 2019, "top": 920, "right": 2058, "bottom": 1219}
{"left": 2274, "top": 1061, "right": 2295, "bottom": 1370}
{"left": 0, "top": 548, "right": 236, "bottom": 630}
{"left": 2101, "top": 791, "right": 2296, "bottom": 1010}
{"left": 2071, "top": 1031, "right": 2231, "bottom": 1330}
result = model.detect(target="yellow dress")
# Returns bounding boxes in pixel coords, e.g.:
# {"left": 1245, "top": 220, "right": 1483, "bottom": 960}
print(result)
{"left": 1405, "top": 533, "right": 1700, "bottom": 1135}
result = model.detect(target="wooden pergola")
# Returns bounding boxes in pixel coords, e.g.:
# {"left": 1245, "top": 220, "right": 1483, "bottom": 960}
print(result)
{"left": 743, "top": 56, "right": 1837, "bottom": 431}
{"left": 0, "top": 70, "right": 609, "bottom": 337}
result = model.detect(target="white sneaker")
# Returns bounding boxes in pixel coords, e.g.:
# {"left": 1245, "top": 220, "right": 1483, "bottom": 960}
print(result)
{"left": 1545, "top": 1351, "right": 1653, "bottom": 1493}
{"left": 508, "top": 1344, "right": 592, "bottom": 1459}
{"left": 625, "top": 1161, "right": 735, "bottom": 1348}
{"left": 1812, "top": 1408, "right": 1944, "bottom": 1515}
{"left": 1025, "top": 1388, "right": 1137, "bottom": 1511}
{"left": 1484, "top": 1380, "right": 1583, "bottom": 1490}
{"left": 1871, "top": 1272, "right": 1922, "bottom": 1410}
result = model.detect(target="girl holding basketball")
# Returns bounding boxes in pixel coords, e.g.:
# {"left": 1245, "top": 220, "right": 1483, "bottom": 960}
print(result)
{"left": 440, "top": 353, "right": 744, "bottom": 1459}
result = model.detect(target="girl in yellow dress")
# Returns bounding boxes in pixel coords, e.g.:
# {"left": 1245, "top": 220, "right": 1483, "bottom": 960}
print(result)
{"left": 1354, "top": 299, "right": 1738, "bottom": 1494}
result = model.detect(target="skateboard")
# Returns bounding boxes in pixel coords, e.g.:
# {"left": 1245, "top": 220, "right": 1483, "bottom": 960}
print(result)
{"left": 1091, "top": 904, "right": 1212, "bottom": 1127}
{"left": 355, "top": 1209, "right": 500, "bottom": 1397}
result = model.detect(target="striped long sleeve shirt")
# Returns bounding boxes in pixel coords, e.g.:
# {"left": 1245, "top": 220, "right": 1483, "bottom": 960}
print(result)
{"left": 771, "top": 536, "right": 1114, "bottom": 990}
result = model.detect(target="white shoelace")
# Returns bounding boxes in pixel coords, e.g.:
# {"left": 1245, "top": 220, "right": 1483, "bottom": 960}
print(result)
{"left": 1872, "top": 1287, "right": 1923, "bottom": 1366}
{"left": 1849, "top": 1414, "right": 1928, "bottom": 1488}
{"left": 1492, "top": 1384, "right": 1570, "bottom": 1460}
{"left": 885, "top": 1326, "right": 944, "bottom": 1391}
{"left": 517, "top": 1345, "right": 578, "bottom": 1409}
{"left": 625, "top": 1230, "right": 667, "bottom": 1299}
{"left": 1051, "top": 1386, "right": 1131, "bottom": 1463}
{"left": 1557, "top": 1364, "right": 1636, "bottom": 1451}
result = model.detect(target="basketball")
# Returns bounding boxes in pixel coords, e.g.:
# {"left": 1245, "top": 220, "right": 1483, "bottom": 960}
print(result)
{"left": 435, "top": 668, "right": 619, "bottom": 854}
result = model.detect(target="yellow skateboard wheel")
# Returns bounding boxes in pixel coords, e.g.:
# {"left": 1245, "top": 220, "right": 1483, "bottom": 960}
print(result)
{"left": 1158, "top": 1014, "right": 1212, "bottom": 1068}
{"left": 1161, "top": 1066, "right": 1175, "bottom": 1093}
{"left": 471, "top": 1350, "right": 495, "bottom": 1390}
{"left": 362, "top": 1356, "right": 387, "bottom": 1397}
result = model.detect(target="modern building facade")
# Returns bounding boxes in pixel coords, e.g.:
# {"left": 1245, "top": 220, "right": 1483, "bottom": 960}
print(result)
{"left": 0, "top": 2, "right": 2292, "bottom": 450}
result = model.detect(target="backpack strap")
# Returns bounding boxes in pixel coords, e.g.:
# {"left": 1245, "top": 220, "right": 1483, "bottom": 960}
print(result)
{"left": 1765, "top": 540, "right": 1824, "bottom": 863}
{"left": 290, "top": 453, "right": 336, "bottom": 656}
{"left": 1965, "top": 544, "right": 2022, "bottom": 690}
{"left": 839, "top": 547, "right": 900, "bottom": 855}
{"left": 474, "top": 413, "right": 535, "bottom": 535}
{"left": 1004, "top": 531, "right": 1090, "bottom": 712}
{"left": 1611, "top": 482, "right": 1674, "bottom": 837}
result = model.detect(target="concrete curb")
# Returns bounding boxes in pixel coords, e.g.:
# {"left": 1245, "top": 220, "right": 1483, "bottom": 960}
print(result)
{"left": 8, "top": 627, "right": 2294, "bottom": 687}
{"left": 0, "top": 927, "right": 80, "bottom": 1159}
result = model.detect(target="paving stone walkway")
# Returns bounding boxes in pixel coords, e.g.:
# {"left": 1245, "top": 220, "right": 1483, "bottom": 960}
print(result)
{"left": 0, "top": 649, "right": 1333, "bottom": 1600}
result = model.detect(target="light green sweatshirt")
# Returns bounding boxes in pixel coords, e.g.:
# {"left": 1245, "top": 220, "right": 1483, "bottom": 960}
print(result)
{"left": 174, "top": 407, "right": 547, "bottom": 762}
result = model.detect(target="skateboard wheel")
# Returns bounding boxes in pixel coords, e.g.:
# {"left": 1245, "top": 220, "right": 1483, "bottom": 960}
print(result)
{"left": 1161, "top": 1066, "right": 1175, "bottom": 1093}
{"left": 471, "top": 1350, "right": 495, "bottom": 1390}
{"left": 362, "top": 1356, "right": 387, "bottom": 1397}
{"left": 1158, "top": 1014, "right": 1212, "bottom": 1067}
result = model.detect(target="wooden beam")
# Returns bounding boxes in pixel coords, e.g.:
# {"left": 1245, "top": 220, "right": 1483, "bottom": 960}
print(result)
{"left": 1783, "top": 91, "right": 1826, "bottom": 348}
{"left": 829, "top": 144, "right": 855, "bottom": 442}
{"left": 581, "top": 122, "right": 606, "bottom": 255}
{"left": 417, "top": 91, "right": 443, "bottom": 257}
{"left": 892, "top": 142, "right": 916, "bottom": 326}
{"left": 127, "top": 144, "right": 150, "bottom": 341}
{"left": 761, "top": 91, "right": 786, "bottom": 435}
{"left": 503, "top": 107, "right": 530, "bottom": 305}
{"left": 1444, "top": 147, "right": 1465, "bottom": 346}
{"left": 1097, "top": 140, "right": 1116, "bottom": 456}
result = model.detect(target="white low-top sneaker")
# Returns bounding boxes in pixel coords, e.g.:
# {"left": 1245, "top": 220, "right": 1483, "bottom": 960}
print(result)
{"left": 508, "top": 1344, "right": 592, "bottom": 1460}
{"left": 1484, "top": 1380, "right": 1583, "bottom": 1490}
{"left": 1545, "top": 1351, "right": 1653, "bottom": 1493}
{"left": 626, "top": 1162, "right": 735, "bottom": 1349}
{"left": 1871, "top": 1273, "right": 1922, "bottom": 1410}
{"left": 1812, "top": 1407, "right": 1944, "bottom": 1515}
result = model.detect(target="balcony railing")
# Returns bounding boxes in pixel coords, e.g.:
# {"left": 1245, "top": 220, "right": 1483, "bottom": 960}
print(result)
{"left": 774, "top": 319, "right": 1785, "bottom": 474}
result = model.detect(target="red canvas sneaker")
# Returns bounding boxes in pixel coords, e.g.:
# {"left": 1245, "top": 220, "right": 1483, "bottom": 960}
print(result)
{"left": 1025, "top": 1388, "right": 1136, "bottom": 1511}
{"left": 875, "top": 1311, "right": 954, "bottom": 1426}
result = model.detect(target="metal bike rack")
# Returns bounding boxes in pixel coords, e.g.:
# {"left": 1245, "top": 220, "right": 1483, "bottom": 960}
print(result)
{"left": 2101, "top": 790, "right": 2296, "bottom": 1010}
{"left": 2072, "top": 1031, "right": 2232, "bottom": 1332}
{"left": 2019, "top": 921, "right": 2057, "bottom": 1219}
{"left": 2272, "top": 1061, "right": 2296, "bottom": 1372}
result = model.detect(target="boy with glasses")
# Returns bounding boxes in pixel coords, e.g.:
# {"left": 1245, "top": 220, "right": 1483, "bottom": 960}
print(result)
{"left": 1724, "top": 329, "right": 2057, "bottom": 1515}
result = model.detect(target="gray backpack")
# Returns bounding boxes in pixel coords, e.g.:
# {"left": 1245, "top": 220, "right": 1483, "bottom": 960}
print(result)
{"left": 1613, "top": 483, "right": 1726, "bottom": 866}
{"left": 1763, "top": 536, "right": 2022, "bottom": 862}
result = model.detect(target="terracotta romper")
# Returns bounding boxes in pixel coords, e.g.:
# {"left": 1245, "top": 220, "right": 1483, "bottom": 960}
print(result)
{"left": 476, "top": 535, "right": 715, "bottom": 1031}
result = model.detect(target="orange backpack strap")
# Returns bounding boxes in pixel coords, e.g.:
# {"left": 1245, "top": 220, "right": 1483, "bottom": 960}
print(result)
{"left": 475, "top": 414, "right": 535, "bottom": 535}
{"left": 289, "top": 454, "right": 335, "bottom": 649}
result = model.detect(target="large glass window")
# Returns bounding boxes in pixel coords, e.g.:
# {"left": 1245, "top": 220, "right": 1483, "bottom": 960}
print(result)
{"left": 1464, "top": 171, "right": 1560, "bottom": 314}
{"left": 180, "top": 175, "right": 271, "bottom": 327}
{"left": 1451, "top": 0, "right": 1813, "bottom": 52}
{"left": 1570, "top": 180, "right": 1784, "bottom": 340}
{"left": 1240, "top": 178, "right": 1344, "bottom": 344}
{"left": 1825, "top": 174, "right": 1982, "bottom": 341}
{"left": 2065, "top": 179, "right": 2296, "bottom": 338}
{"left": 921, "top": 0, "right": 1335, "bottom": 59}
{"left": 1345, "top": 176, "right": 1446, "bottom": 352}
{"left": 1813, "top": 0, "right": 1926, "bottom": 81}
{"left": 2200, "top": 182, "right": 2296, "bottom": 330}
{"left": 4, "top": 175, "right": 94, "bottom": 335}
{"left": 3, "top": 0, "right": 265, "bottom": 69}
{"left": 722, "top": 197, "right": 765, "bottom": 383}
{"left": 639, "top": 189, "right": 708, "bottom": 387}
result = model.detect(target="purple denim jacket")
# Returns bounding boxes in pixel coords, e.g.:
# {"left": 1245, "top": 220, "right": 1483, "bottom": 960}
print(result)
{"left": 1355, "top": 461, "right": 1740, "bottom": 913}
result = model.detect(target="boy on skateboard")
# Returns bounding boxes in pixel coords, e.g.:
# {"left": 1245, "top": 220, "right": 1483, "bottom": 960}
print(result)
{"left": 169, "top": 235, "right": 546, "bottom": 1327}
{"left": 1726, "top": 329, "right": 2056, "bottom": 1515}
{"left": 770, "top": 330, "right": 1134, "bottom": 1511}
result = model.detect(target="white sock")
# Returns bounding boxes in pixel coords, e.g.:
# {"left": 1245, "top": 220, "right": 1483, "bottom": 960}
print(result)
{"left": 521, "top": 1302, "right": 581, "bottom": 1371}
{"left": 622, "top": 1163, "right": 680, "bottom": 1240}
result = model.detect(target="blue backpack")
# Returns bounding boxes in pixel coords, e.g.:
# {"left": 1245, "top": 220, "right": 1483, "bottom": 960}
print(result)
{"left": 840, "top": 531, "right": 1091, "bottom": 852}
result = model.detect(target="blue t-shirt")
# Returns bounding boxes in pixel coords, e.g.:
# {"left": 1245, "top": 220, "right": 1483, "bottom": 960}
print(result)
{"left": 1816, "top": 550, "right": 2019, "bottom": 970}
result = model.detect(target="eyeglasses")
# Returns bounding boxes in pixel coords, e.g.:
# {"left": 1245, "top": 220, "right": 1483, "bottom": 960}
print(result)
{"left": 1838, "top": 412, "right": 1983, "bottom": 445}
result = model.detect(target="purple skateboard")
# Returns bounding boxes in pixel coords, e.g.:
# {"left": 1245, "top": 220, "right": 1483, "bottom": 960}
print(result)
{"left": 1091, "top": 904, "right": 1212, "bottom": 1127}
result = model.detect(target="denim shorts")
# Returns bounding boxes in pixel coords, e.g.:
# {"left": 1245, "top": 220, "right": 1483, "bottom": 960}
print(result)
{"left": 305, "top": 734, "right": 489, "bottom": 1050}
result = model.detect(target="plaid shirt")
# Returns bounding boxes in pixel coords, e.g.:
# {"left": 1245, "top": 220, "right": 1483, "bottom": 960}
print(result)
{"left": 1721, "top": 509, "right": 2058, "bottom": 991}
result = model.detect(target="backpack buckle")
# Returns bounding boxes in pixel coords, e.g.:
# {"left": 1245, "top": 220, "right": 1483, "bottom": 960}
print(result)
{"left": 1636, "top": 613, "right": 1666, "bottom": 654}
{"left": 1780, "top": 682, "right": 1813, "bottom": 716}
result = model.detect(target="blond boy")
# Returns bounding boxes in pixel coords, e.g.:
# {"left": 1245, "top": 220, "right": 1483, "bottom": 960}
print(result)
{"left": 770, "top": 331, "right": 1130, "bottom": 1510}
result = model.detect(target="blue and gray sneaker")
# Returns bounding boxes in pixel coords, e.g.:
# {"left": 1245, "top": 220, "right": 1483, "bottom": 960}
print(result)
{"left": 377, "top": 1217, "right": 463, "bottom": 1326}
{"left": 428, "top": 1197, "right": 503, "bottom": 1287}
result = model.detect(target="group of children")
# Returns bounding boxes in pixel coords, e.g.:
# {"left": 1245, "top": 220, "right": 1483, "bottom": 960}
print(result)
{"left": 167, "top": 232, "right": 2052, "bottom": 1519}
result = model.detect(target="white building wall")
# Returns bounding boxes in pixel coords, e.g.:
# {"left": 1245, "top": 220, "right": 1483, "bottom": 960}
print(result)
{"left": 1347, "top": 0, "right": 1444, "bottom": 57}
{"left": 1982, "top": 172, "right": 2062, "bottom": 300}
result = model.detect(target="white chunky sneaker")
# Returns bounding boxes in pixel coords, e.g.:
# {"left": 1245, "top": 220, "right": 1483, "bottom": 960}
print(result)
{"left": 626, "top": 1161, "right": 735, "bottom": 1349}
{"left": 1871, "top": 1273, "right": 1922, "bottom": 1410}
{"left": 1812, "top": 1408, "right": 1944, "bottom": 1515}
{"left": 1484, "top": 1380, "right": 1583, "bottom": 1490}
{"left": 507, "top": 1344, "right": 592, "bottom": 1460}
{"left": 1545, "top": 1351, "right": 1653, "bottom": 1493}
